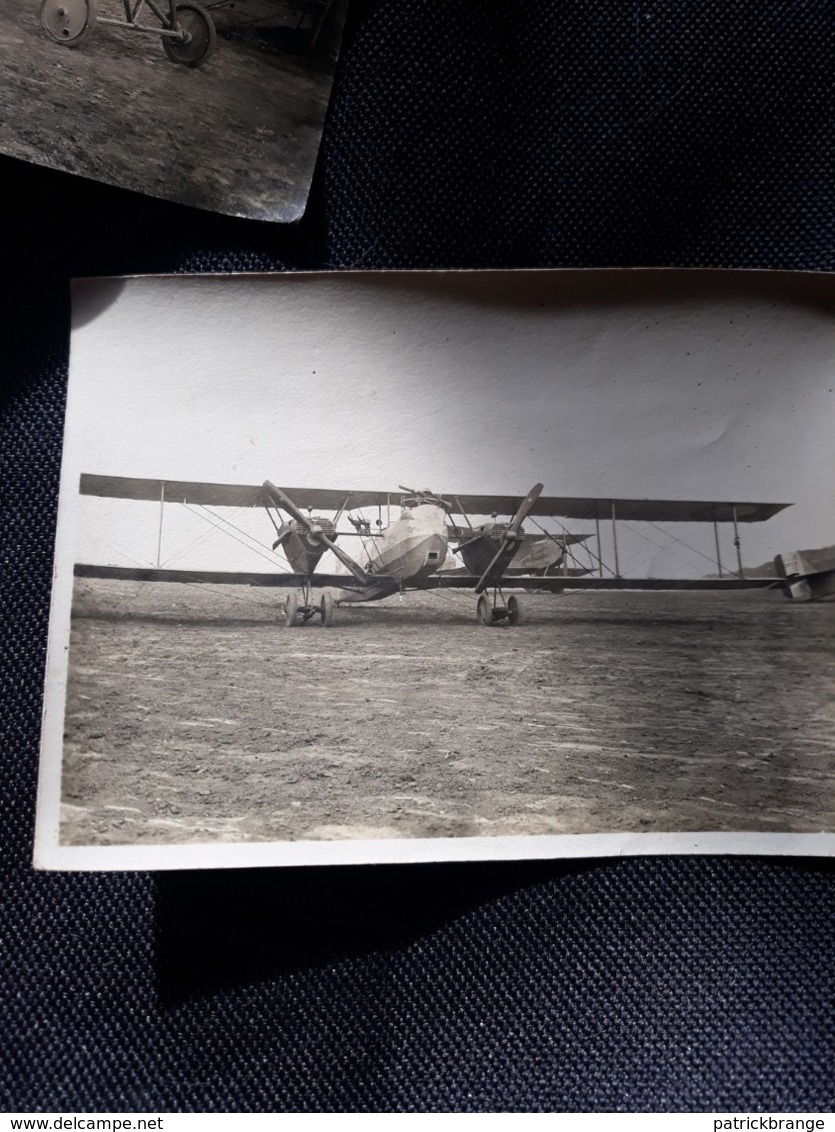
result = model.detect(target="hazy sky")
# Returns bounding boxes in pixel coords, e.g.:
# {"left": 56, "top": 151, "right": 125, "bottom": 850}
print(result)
{"left": 64, "top": 271, "right": 835, "bottom": 578}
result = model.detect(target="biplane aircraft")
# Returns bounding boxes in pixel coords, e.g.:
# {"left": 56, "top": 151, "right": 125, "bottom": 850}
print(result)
{"left": 71, "top": 473, "right": 829, "bottom": 627}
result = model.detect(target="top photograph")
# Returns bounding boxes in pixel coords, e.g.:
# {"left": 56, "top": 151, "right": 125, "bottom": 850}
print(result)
{"left": 0, "top": 0, "right": 347, "bottom": 221}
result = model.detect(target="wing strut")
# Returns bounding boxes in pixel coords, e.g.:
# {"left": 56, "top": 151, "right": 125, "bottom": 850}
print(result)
{"left": 611, "top": 501, "right": 621, "bottom": 578}
{"left": 732, "top": 506, "right": 744, "bottom": 578}
{"left": 713, "top": 513, "right": 723, "bottom": 577}
{"left": 156, "top": 482, "right": 165, "bottom": 568}
{"left": 454, "top": 498, "right": 475, "bottom": 532}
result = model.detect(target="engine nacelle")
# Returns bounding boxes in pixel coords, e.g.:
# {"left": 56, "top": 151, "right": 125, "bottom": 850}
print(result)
{"left": 456, "top": 522, "right": 522, "bottom": 576}
{"left": 274, "top": 516, "right": 337, "bottom": 575}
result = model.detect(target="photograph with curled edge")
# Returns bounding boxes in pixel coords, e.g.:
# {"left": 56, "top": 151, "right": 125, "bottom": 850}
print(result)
{"left": 0, "top": 0, "right": 348, "bottom": 222}
{"left": 35, "top": 270, "right": 835, "bottom": 870}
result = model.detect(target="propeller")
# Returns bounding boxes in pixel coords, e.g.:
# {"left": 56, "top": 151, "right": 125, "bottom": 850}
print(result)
{"left": 271, "top": 523, "right": 293, "bottom": 551}
{"left": 474, "top": 483, "right": 544, "bottom": 595}
{"left": 261, "top": 481, "right": 369, "bottom": 584}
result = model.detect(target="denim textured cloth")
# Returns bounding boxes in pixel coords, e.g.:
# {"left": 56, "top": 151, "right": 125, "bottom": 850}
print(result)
{"left": 2, "top": 0, "right": 834, "bottom": 1112}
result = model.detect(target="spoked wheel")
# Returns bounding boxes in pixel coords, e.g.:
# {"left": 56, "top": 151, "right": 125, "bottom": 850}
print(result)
{"left": 283, "top": 592, "right": 299, "bottom": 628}
{"left": 507, "top": 594, "right": 525, "bottom": 626}
{"left": 41, "top": 0, "right": 97, "bottom": 45}
{"left": 320, "top": 591, "right": 334, "bottom": 627}
{"left": 162, "top": 1, "right": 216, "bottom": 67}
{"left": 476, "top": 594, "right": 492, "bottom": 626}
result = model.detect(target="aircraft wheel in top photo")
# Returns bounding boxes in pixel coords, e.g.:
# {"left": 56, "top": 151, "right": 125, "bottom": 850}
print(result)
{"left": 162, "top": 1, "right": 216, "bottom": 68}
{"left": 320, "top": 591, "right": 335, "bottom": 627}
{"left": 283, "top": 591, "right": 299, "bottom": 629}
{"left": 476, "top": 595, "right": 492, "bottom": 626}
{"left": 41, "top": 0, "right": 98, "bottom": 45}
{"left": 507, "top": 595, "right": 525, "bottom": 626}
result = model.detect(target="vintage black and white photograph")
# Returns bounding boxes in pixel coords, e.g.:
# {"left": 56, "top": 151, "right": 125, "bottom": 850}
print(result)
{"left": 36, "top": 270, "right": 835, "bottom": 869}
{"left": 0, "top": 0, "right": 346, "bottom": 221}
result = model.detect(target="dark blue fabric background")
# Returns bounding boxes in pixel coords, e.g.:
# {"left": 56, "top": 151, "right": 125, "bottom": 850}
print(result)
{"left": 2, "top": 0, "right": 834, "bottom": 1112}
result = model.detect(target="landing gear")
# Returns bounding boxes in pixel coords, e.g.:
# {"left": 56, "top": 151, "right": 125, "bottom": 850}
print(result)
{"left": 507, "top": 594, "right": 524, "bottom": 625}
{"left": 475, "top": 588, "right": 525, "bottom": 627}
{"left": 320, "top": 591, "right": 335, "bottom": 626}
{"left": 282, "top": 584, "right": 335, "bottom": 628}
{"left": 162, "top": 1, "right": 216, "bottom": 67}
{"left": 476, "top": 594, "right": 492, "bottom": 626}
{"left": 40, "top": 0, "right": 216, "bottom": 64}
{"left": 283, "top": 591, "right": 299, "bottom": 628}
{"left": 41, "top": 0, "right": 97, "bottom": 44}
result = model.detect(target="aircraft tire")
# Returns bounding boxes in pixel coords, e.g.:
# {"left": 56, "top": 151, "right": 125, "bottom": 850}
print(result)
{"left": 507, "top": 595, "right": 524, "bottom": 626}
{"left": 41, "top": 0, "right": 98, "bottom": 44}
{"left": 283, "top": 592, "right": 299, "bottom": 628}
{"left": 320, "top": 591, "right": 335, "bottom": 627}
{"left": 162, "top": 1, "right": 216, "bottom": 67}
{"left": 476, "top": 594, "right": 492, "bottom": 626}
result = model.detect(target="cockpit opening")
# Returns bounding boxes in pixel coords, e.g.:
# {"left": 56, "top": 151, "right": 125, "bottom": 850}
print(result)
{"left": 400, "top": 491, "right": 451, "bottom": 511}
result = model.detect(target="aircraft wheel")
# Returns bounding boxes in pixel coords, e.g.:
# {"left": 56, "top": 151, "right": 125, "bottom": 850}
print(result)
{"left": 320, "top": 591, "right": 334, "bottom": 627}
{"left": 476, "top": 595, "right": 492, "bottom": 626}
{"left": 507, "top": 595, "right": 524, "bottom": 626}
{"left": 283, "top": 592, "right": 299, "bottom": 628}
{"left": 162, "top": 1, "right": 216, "bottom": 67}
{"left": 41, "top": 0, "right": 98, "bottom": 44}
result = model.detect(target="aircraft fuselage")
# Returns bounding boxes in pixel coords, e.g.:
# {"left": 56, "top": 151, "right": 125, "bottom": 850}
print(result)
{"left": 369, "top": 501, "right": 448, "bottom": 581}
{"left": 335, "top": 497, "right": 449, "bottom": 603}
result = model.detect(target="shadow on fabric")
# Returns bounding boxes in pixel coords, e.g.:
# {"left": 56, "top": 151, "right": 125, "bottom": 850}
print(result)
{"left": 154, "top": 857, "right": 598, "bottom": 1001}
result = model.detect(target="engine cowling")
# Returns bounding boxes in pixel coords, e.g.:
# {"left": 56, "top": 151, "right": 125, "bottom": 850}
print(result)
{"left": 273, "top": 516, "right": 337, "bottom": 575}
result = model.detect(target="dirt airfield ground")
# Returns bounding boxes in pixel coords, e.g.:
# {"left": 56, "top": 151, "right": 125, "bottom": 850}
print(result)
{"left": 0, "top": 0, "right": 335, "bottom": 220}
{"left": 57, "top": 578, "right": 835, "bottom": 847}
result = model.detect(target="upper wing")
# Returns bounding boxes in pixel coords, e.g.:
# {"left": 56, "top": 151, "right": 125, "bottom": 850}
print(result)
{"left": 79, "top": 476, "right": 790, "bottom": 524}
{"left": 448, "top": 494, "right": 789, "bottom": 524}
{"left": 80, "top": 474, "right": 265, "bottom": 507}
{"left": 80, "top": 475, "right": 397, "bottom": 511}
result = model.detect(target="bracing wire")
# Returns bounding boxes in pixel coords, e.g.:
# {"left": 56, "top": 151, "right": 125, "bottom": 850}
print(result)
{"left": 620, "top": 521, "right": 709, "bottom": 574}
{"left": 160, "top": 525, "right": 217, "bottom": 569}
{"left": 642, "top": 518, "right": 725, "bottom": 570}
{"left": 196, "top": 503, "right": 290, "bottom": 562}
{"left": 408, "top": 581, "right": 479, "bottom": 609}
{"left": 142, "top": 573, "right": 284, "bottom": 612}
{"left": 564, "top": 541, "right": 586, "bottom": 573}
{"left": 179, "top": 502, "right": 292, "bottom": 572}
{"left": 99, "top": 539, "right": 154, "bottom": 571}
{"left": 529, "top": 516, "right": 616, "bottom": 578}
